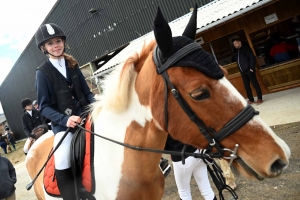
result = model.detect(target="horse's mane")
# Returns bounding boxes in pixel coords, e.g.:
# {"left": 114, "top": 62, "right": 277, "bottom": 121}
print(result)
{"left": 91, "top": 40, "right": 156, "bottom": 119}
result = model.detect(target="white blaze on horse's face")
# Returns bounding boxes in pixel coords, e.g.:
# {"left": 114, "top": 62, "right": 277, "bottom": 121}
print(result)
{"left": 218, "top": 78, "right": 247, "bottom": 106}
{"left": 216, "top": 77, "right": 290, "bottom": 179}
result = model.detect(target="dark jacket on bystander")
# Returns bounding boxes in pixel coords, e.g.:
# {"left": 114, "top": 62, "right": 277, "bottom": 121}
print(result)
{"left": 21, "top": 109, "right": 45, "bottom": 138}
{"left": 232, "top": 43, "right": 256, "bottom": 72}
{"left": 164, "top": 135, "right": 197, "bottom": 162}
{"left": 0, "top": 155, "right": 16, "bottom": 199}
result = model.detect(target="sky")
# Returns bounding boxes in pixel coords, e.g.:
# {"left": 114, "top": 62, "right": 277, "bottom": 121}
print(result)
{"left": 0, "top": 0, "right": 57, "bottom": 113}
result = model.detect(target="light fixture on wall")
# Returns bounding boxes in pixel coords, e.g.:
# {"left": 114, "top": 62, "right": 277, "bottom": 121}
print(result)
{"left": 89, "top": 8, "right": 98, "bottom": 14}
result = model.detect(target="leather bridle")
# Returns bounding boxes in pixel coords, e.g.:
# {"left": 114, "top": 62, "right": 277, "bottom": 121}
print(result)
{"left": 153, "top": 42, "right": 259, "bottom": 163}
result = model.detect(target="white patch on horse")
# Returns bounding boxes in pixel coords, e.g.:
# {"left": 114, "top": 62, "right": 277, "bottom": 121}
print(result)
{"left": 218, "top": 77, "right": 290, "bottom": 161}
{"left": 92, "top": 64, "right": 153, "bottom": 199}
{"left": 253, "top": 116, "right": 291, "bottom": 161}
{"left": 218, "top": 77, "right": 247, "bottom": 106}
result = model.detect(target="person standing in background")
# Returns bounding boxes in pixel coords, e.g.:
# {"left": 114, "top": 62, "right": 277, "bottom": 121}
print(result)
{"left": 0, "top": 153, "right": 17, "bottom": 200}
{"left": 21, "top": 98, "right": 45, "bottom": 155}
{"left": 232, "top": 38, "right": 263, "bottom": 105}
{"left": 165, "top": 136, "right": 216, "bottom": 200}
{"left": 0, "top": 133, "right": 8, "bottom": 155}
{"left": 4, "top": 127, "right": 16, "bottom": 151}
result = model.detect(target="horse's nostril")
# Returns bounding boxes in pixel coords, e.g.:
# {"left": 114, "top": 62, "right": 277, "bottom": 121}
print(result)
{"left": 270, "top": 159, "right": 286, "bottom": 174}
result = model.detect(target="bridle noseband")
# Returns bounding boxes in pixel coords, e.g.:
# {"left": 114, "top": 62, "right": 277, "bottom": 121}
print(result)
{"left": 153, "top": 42, "right": 259, "bottom": 161}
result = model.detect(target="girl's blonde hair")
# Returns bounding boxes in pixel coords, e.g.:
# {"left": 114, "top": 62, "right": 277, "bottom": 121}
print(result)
{"left": 63, "top": 52, "right": 78, "bottom": 68}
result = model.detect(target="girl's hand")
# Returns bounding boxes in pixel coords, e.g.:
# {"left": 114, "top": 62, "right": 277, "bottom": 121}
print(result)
{"left": 67, "top": 116, "right": 81, "bottom": 128}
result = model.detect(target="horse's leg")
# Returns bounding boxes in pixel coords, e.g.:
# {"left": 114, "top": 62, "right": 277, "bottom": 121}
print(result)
{"left": 219, "top": 159, "right": 236, "bottom": 189}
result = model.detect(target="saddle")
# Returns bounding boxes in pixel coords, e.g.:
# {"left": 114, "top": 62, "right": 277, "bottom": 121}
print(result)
{"left": 44, "top": 115, "right": 95, "bottom": 199}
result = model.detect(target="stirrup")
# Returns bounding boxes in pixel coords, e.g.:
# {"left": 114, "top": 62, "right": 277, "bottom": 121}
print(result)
{"left": 160, "top": 158, "right": 172, "bottom": 177}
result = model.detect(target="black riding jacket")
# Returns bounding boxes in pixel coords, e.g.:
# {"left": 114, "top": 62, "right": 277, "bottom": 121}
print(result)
{"left": 21, "top": 109, "right": 45, "bottom": 138}
{"left": 164, "top": 135, "right": 197, "bottom": 162}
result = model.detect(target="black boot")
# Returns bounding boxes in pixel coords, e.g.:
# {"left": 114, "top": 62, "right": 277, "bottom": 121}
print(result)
{"left": 55, "top": 168, "right": 77, "bottom": 200}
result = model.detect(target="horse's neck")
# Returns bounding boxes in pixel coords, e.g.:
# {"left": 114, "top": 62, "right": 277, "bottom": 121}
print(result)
{"left": 92, "top": 92, "right": 167, "bottom": 198}
{"left": 93, "top": 106, "right": 167, "bottom": 175}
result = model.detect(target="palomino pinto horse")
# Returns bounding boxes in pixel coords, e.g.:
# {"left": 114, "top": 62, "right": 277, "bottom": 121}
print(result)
{"left": 26, "top": 6, "right": 290, "bottom": 200}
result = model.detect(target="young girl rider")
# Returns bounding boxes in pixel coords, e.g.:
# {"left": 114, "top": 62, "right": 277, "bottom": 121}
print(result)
{"left": 34, "top": 23, "right": 95, "bottom": 199}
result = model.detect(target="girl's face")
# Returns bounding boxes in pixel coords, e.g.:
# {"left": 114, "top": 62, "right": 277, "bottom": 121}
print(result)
{"left": 43, "top": 37, "right": 65, "bottom": 59}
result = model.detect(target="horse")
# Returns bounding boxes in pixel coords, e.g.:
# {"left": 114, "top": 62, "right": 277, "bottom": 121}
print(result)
{"left": 26, "top": 6, "right": 290, "bottom": 200}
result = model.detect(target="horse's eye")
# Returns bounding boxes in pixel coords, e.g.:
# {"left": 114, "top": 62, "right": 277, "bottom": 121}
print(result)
{"left": 190, "top": 90, "right": 210, "bottom": 100}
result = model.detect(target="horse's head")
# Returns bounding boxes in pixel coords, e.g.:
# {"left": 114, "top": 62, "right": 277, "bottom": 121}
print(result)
{"left": 134, "top": 6, "right": 290, "bottom": 180}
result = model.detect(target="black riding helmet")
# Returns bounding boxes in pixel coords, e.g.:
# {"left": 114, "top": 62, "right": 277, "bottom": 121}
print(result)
{"left": 35, "top": 23, "right": 66, "bottom": 51}
{"left": 32, "top": 100, "right": 38, "bottom": 106}
{"left": 21, "top": 98, "right": 32, "bottom": 108}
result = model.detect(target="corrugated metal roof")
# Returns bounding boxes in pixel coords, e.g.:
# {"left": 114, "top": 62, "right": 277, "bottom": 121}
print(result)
{"left": 93, "top": 0, "right": 273, "bottom": 76}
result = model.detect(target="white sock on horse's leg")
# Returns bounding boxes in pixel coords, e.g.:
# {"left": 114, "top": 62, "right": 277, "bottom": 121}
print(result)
{"left": 23, "top": 138, "right": 31, "bottom": 154}
{"left": 53, "top": 131, "right": 73, "bottom": 170}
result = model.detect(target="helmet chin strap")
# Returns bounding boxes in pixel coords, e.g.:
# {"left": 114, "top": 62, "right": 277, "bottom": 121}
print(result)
{"left": 42, "top": 45, "right": 65, "bottom": 59}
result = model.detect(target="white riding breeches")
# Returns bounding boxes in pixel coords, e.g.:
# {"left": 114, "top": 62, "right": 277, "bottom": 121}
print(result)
{"left": 53, "top": 131, "right": 73, "bottom": 170}
{"left": 172, "top": 149, "right": 215, "bottom": 200}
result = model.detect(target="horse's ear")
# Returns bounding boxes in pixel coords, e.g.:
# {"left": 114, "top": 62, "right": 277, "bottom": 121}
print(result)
{"left": 182, "top": 3, "right": 198, "bottom": 40}
{"left": 154, "top": 7, "right": 173, "bottom": 57}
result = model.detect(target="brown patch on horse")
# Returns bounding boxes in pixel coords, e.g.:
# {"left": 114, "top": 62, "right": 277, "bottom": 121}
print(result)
{"left": 26, "top": 135, "right": 54, "bottom": 200}
{"left": 116, "top": 120, "right": 167, "bottom": 199}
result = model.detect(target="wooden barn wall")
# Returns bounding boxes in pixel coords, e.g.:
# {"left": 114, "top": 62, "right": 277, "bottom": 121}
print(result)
{"left": 197, "top": 0, "right": 300, "bottom": 43}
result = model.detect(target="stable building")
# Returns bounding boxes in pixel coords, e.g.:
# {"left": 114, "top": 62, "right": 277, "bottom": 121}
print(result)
{"left": 196, "top": 0, "right": 300, "bottom": 97}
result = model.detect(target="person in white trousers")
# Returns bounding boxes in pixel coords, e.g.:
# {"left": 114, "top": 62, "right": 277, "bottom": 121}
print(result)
{"left": 165, "top": 136, "right": 216, "bottom": 200}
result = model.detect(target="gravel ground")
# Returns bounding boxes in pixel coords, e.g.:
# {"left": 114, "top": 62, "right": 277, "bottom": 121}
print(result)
{"left": 6, "top": 121, "right": 300, "bottom": 200}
